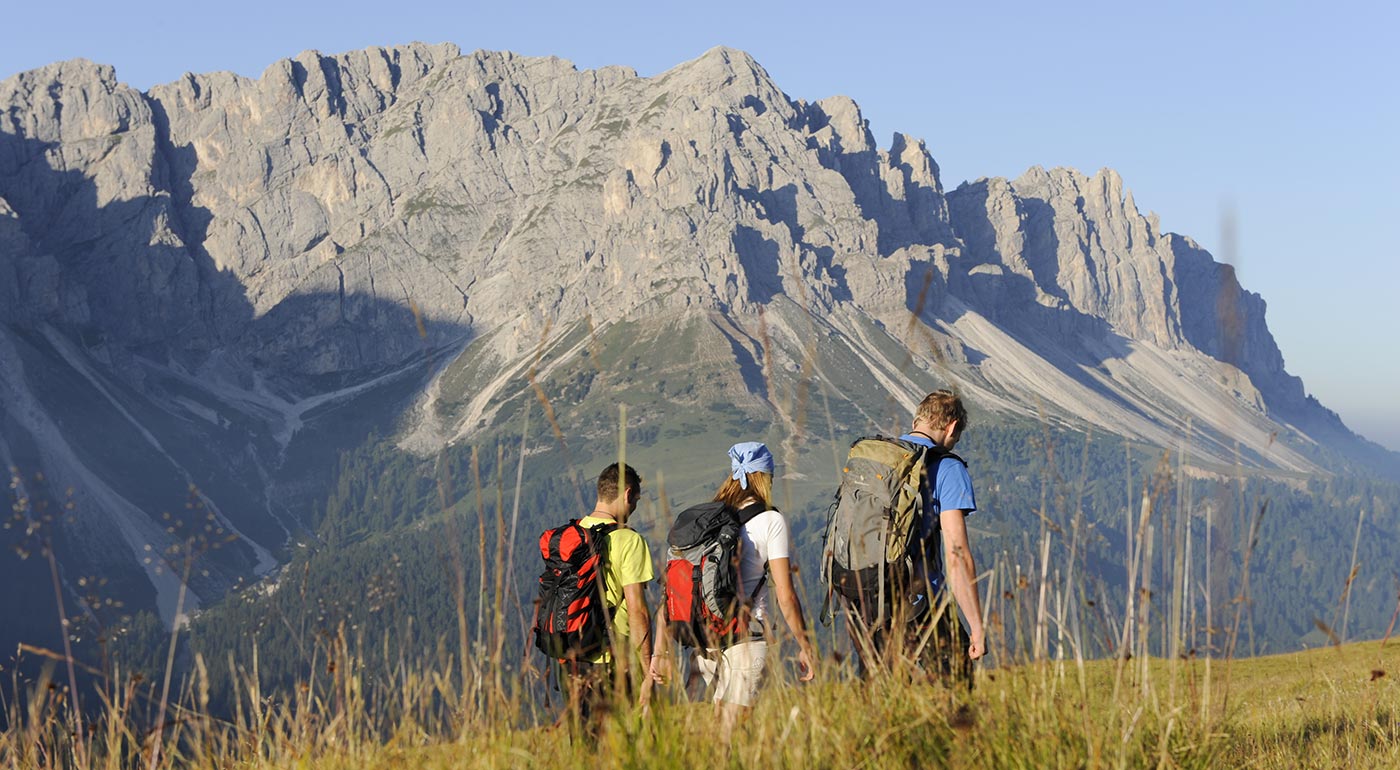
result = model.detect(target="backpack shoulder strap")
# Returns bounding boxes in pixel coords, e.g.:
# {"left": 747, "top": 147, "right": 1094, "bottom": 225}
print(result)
{"left": 587, "top": 521, "right": 619, "bottom": 536}
{"left": 585, "top": 521, "right": 618, "bottom": 559}
{"left": 918, "top": 446, "right": 968, "bottom": 569}
{"left": 926, "top": 447, "right": 966, "bottom": 467}
{"left": 749, "top": 567, "right": 769, "bottom": 601}
{"left": 728, "top": 503, "right": 774, "bottom": 602}
{"left": 922, "top": 448, "right": 967, "bottom": 496}
{"left": 735, "top": 501, "right": 772, "bottom": 526}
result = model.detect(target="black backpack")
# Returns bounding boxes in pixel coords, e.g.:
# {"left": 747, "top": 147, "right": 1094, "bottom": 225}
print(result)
{"left": 663, "top": 501, "right": 769, "bottom": 649}
{"left": 532, "top": 519, "right": 617, "bottom": 662}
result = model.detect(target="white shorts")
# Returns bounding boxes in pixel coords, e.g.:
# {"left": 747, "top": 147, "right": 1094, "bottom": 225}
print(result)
{"left": 695, "top": 640, "right": 769, "bottom": 707}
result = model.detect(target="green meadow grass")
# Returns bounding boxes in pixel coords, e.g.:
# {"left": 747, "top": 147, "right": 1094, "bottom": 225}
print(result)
{"left": 5, "top": 634, "right": 1396, "bottom": 768}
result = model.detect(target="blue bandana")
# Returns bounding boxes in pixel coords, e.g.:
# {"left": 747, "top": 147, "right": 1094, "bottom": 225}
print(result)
{"left": 728, "top": 442, "right": 774, "bottom": 489}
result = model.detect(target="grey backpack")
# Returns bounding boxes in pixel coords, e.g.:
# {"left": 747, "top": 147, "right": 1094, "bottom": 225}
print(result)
{"left": 664, "top": 501, "right": 769, "bottom": 648}
{"left": 820, "top": 436, "right": 961, "bottom": 627}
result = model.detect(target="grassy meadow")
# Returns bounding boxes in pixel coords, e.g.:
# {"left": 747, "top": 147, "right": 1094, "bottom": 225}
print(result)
{"left": 3, "top": 601, "right": 1397, "bottom": 769}
{"left": 390, "top": 640, "right": 1400, "bottom": 770}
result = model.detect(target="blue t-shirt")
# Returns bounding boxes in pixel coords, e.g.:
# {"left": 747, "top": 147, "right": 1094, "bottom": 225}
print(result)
{"left": 899, "top": 433, "right": 976, "bottom": 593}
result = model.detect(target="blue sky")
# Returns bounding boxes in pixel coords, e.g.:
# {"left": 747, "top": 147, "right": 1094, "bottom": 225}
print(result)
{"left": 5, "top": 0, "right": 1397, "bottom": 450}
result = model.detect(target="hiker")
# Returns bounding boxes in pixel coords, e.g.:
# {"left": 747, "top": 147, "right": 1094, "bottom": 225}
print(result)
{"left": 650, "top": 441, "right": 816, "bottom": 734}
{"left": 825, "top": 389, "right": 985, "bottom": 684}
{"left": 535, "top": 462, "right": 654, "bottom": 727}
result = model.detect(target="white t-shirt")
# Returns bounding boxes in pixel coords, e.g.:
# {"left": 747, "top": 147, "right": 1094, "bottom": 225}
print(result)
{"left": 736, "top": 508, "right": 791, "bottom": 622}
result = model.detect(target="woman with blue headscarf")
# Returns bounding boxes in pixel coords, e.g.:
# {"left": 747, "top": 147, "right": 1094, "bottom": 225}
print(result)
{"left": 650, "top": 441, "right": 816, "bottom": 734}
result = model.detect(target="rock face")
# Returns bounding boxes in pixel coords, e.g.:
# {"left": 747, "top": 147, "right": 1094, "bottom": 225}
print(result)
{"left": 2, "top": 46, "right": 971, "bottom": 374}
{"left": 0, "top": 44, "right": 1390, "bottom": 631}
{"left": 945, "top": 167, "right": 1283, "bottom": 381}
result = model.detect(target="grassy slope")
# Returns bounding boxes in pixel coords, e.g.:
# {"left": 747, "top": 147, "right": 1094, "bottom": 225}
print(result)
{"left": 45, "top": 638, "right": 1383, "bottom": 770}
{"left": 8, "top": 641, "right": 1377, "bottom": 770}
{"left": 383, "top": 642, "right": 1400, "bottom": 769}
{"left": 378, "top": 641, "right": 1400, "bottom": 769}
{"left": 1218, "top": 640, "right": 1400, "bottom": 767}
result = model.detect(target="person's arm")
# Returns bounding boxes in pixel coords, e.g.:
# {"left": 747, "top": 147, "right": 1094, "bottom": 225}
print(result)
{"left": 768, "top": 557, "right": 816, "bottom": 681}
{"left": 610, "top": 530, "right": 654, "bottom": 704}
{"left": 623, "top": 581, "right": 653, "bottom": 675}
{"left": 623, "top": 581, "right": 654, "bottom": 707}
{"left": 649, "top": 592, "right": 674, "bottom": 684}
{"left": 939, "top": 508, "right": 985, "bottom": 659}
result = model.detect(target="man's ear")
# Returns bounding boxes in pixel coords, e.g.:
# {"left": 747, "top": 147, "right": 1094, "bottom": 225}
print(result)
{"left": 627, "top": 486, "right": 640, "bottom": 506}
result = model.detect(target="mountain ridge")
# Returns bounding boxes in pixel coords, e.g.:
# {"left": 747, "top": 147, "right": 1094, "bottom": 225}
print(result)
{"left": 1, "top": 42, "right": 1395, "bottom": 645}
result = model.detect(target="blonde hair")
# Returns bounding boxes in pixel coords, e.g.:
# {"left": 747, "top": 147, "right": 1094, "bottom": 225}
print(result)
{"left": 915, "top": 389, "right": 969, "bottom": 433}
{"left": 713, "top": 472, "right": 773, "bottom": 509}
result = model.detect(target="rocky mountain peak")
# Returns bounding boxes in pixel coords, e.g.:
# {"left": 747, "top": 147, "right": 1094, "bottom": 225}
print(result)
{"left": 0, "top": 44, "right": 1323, "bottom": 423}
{"left": 807, "top": 95, "right": 874, "bottom": 154}
{"left": 1, "top": 58, "right": 147, "bottom": 145}
{"left": 670, "top": 46, "right": 773, "bottom": 93}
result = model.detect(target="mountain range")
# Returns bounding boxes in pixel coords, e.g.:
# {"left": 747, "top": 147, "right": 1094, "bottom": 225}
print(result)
{"left": 1, "top": 43, "right": 1395, "bottom": 655}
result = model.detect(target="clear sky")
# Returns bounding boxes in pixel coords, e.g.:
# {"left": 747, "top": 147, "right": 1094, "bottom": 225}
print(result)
{"left": 5, "top": 0, "right": 1397, "bottom": 450}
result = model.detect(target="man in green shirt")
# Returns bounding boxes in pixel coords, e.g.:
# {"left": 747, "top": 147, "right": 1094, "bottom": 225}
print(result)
{"left": 569, "top": 462, "right": 655, "bottom": 722}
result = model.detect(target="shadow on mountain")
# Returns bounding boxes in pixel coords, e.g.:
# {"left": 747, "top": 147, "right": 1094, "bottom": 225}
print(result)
{"left": 739, "top": 184, "right": 803, "bottom": 243}
{"left": 733, "top": 184, "right": 851, "bottom": 304}
{"left": 804, "top": 134, "right": 947, "bottom": 254}
{"left": 941, "top": 180, "right": 1400, "bottom": 477}
{"left": 733, "top": 225, "right": 783, "bottom": 304}
{"left": 713, "top": 317, "right": 770, "bottom": 401}
{"left": 1018, "top": 198, "right": 1071, "bottom": 304}
{"left": 0, "top": 124, "right": 472, "bottom": 692}
{"left": 906, "top": 182, "right": 1136, "bottom": 409}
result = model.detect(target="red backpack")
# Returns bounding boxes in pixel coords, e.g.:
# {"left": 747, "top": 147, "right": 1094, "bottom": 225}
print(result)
{"left": 532, "top": 520, "right": 617, "bottom": 661}
{"left": 664, "top": 502, "right": 769, "bottom": 649}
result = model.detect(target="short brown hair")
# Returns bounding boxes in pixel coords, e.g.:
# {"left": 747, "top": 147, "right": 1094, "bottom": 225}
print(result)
{"left": 597, "top": 462, "right": 642, "bottom": 502}
{"left": 916, "top": 389, "right": 968, "bottom": 433}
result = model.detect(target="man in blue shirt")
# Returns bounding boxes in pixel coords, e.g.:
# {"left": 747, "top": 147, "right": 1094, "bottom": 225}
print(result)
{"left": 898, "top": 389, "right": 985, "bottom": 685}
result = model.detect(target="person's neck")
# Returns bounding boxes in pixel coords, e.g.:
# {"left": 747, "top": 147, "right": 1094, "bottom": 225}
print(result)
{"left": 588, "top": 505, "right": 623, "bottom": 523}
{"left": 910, "top": 429, "right": 938, "bottom": 443}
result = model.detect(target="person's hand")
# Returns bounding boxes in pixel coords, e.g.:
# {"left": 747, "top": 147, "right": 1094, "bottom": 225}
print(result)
{"left": 797, "top": 645, "right": 816, "bottom": 682}
{"left": 649, "top": 653, "right": 671, "bottom": 684}
{"left": 968, "top": 628, "right": 985, "bottom": 660}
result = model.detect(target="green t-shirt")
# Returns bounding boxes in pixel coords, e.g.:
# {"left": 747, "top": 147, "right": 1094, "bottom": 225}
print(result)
{"left": 578, "top": 515, "right": 654, "bottom": 663}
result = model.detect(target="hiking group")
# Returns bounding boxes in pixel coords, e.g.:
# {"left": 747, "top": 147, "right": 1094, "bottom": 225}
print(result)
{"left": 531, "top": 389, "right": 985, "bottom": 734}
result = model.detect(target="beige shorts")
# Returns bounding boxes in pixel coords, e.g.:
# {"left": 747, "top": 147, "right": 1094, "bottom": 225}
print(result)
{"left": 695, "top": 640, "right": 769, "bottom": 707}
